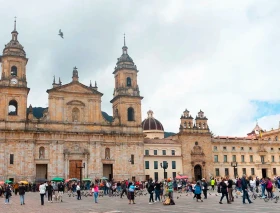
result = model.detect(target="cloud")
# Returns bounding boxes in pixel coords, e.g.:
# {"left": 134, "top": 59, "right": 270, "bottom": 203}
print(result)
{"left": 0, "top": 0, "right": 280, "bottom": 136}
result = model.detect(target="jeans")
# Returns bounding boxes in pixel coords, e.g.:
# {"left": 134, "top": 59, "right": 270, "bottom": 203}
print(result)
{"left": 149, "top": 192, "right": 154, "bottom": 202}
{"left": 203, "top": 189, "right": 207, "bottom": 198}
{"left": 220, "top": 190, "right": 229, "bottom": 202}
{"left": 155, "top": 189, "right": 160, "bottom": 201}
{"left": 40, "top": 194, "right": 44, "bottom": 205}
{"left": 77, "top": 190, "right": 81, "bottom": 200}
{"left": 48, "top": 192, "right": 52, "bottom": 201}
{"left": 242, "top": 189, "right": 252, "bottom": 203}
{"left": 20, "top": 195, "right": 25, "bottom": 204}
{"left": 261, "top": 185, "right": 265, "bottom": 197}
{"left": 94, "top": 192, "right": 98, "bottom": 203}
{"left": 5, "top": 196, "right": 9, "bottom": 204}
{"left": 104, "top": 187, "right": 108, "bottom": 195}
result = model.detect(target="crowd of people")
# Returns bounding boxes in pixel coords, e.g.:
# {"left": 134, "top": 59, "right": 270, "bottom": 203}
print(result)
{"left": 1, "top": 175, "right": 280, "bottom": 207}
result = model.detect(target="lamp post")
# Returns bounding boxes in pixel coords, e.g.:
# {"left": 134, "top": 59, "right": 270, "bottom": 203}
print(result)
{"left": 160, "top": 161, "right": 168, "bottom": 179}
{"left": 76, "top": 162, "right": 85, "bottom": 183}
{"left": 231, "top": 162, "right": 238, "bottom": 178}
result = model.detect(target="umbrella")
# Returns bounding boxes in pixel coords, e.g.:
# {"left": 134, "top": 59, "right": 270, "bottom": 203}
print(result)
{"left": 71, "top": 178, "right": 80, "bottom": 182}
{"left": 51, "top": 177, "right": 64, "bottom": 182}
{"left": 5, "top": 180, "right": 12, "bottom": 184}
{"left": 82, "top": 178, "right": 92, "bottom": 181}
{"left": 19, "top": 181, "right": 29, "bottom": 185}
{"left": 100, "top": 177, "right": 108, "bottom": 180}
{"left": 0, "top": 181, "right": 4, "bottom": 185}
{"left": 65, "top": 179, "right": 71, "bottom": 182}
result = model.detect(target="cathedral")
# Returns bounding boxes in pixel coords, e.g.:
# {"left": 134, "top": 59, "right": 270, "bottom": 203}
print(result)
{"left": 1, "top": 21, "right": 280, "bottom": 183}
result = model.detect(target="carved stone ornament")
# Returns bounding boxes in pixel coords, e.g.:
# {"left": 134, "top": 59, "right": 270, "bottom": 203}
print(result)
{"left": 191, "top": 145, "right": 204, "bottom": 155}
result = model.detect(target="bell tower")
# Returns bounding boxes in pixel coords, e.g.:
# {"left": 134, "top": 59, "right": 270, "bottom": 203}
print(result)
{"left": 110, "top": 35, "right": 143, "bottom": 126}
{"left": 0, "top": 18, "right": 29, "bottom": 121}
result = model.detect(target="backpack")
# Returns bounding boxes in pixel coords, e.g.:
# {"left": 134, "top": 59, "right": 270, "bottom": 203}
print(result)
{"left": 266, "top": 181, "right": 272, "bottom": 189}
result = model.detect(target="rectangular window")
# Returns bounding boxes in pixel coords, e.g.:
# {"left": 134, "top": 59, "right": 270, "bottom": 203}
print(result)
{"left": 154, "top": 161, "right": 158, "bottom": 169}
{"left": 273, "top": 168, "right": 276, "bottom": 175}
{"left": 250, "top": 155, "right": 253, "bottom": 162}
{"left": 241, "top": 155, "right": 245, "bottom": 162}
{"left": 251, "top": 168, "right": 255, "bottom": 175}
{"left": 154, "top": 172, "right": 158, "bottom": 181}
{"left": 145, "top": 161, "right": 149, "bottom": 169}
{"left": 214, "top": 155, "right": 218, "bottom": 162}
{"left": 249, "top": 147, "right": 252, "bottom": 151}
{"left": 162, "top": 150, "right": 166, "bottom": 155}
{"left": 10, "top": 154, "right": 14, "bottom": 165}
{"left": 172, "top": 172, "right": 176, "bottom": 178}
{"left": 131, "top": 154, "right": 134, "bottom": 164}
{"left": 171, "top": 150, "right": 175, "bottom": 156}
{"left": 232, "top": 155, "right": 236, "bottom": 162}
{"left": 145, "top": 150, "right": 149, "bottom": 156}
{"left": 215, "top": 168, "right": 220, "bottom": 176}
{"left": 272, "top": 155, "right": 275, "bottom": 162}
{"left": 241, "top": 147, "right": 244, "bottom": 151}
{"left": 242, "top": 168, "right": 246, "bottom": 175}
{"left": 271, "top": 148, "right": 274, "bottom": 151}
{"left": 163, "top": 161, "right": 168, "bottom": 168}
{"left": 232, "top": 147, "right": 235, "bottom": 151}
{"left": 223, "top": 146, "right": 227, "bottom": 151}
{"left": 224, "top": 155, "right": 227, "bottom": 163}
{"left": 172, "top": 161, "right": 176, "bottom": 169}
{"left": 225, "top": 168, "right": 229, "bottom": 176}
{"left": 214, "top": 146, "right": 217, "bottom": 151}
{"left": 261, "top": 156, "right": 265, "bottom": 163}
{"left": 154, "top": 150, "right": 157, "bottom": 155}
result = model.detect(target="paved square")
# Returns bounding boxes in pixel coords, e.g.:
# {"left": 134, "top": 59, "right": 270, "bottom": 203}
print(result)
{"left": 1, "top": 190, "right": 280, "bottom": 213}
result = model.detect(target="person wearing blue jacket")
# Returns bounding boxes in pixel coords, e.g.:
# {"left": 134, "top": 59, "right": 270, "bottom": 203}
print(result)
{"left": 194, "top": 182, "right": 203, "bottom": 202}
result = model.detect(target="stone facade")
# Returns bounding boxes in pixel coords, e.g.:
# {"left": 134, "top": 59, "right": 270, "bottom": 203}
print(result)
{"left": 0, "top": 23, "right": 145, "bottom": 182}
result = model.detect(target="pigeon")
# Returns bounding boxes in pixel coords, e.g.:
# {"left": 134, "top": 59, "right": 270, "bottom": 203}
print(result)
{"left": 209, "top": 193, "right": 211, "bottom": 195}
{"left": 177, "top": 196, "right": 179, "bottom": 199}
{"left": 58, "top": 29, "right": 64, "bottom": 38}
{"left": 215, "top": 194, "right": 218, "bottom": 196}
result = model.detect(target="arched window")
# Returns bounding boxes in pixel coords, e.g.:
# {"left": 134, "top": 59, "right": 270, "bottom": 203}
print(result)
{"left": 114, "top": 108, "right": 119, "bottom": 117}
{"left": 11, "top": 66, "right": 17, "bottom": 76}
{"left": 126, "top": 77, "right": 131, "bottom": 87}
{"left": 72, "top": 107, "right": 80, "bottom": 122}
{"left": 183, "top": 122, "right": 187, "bottom": 128}
{"left": 105, "top": 148, "right": 110, "bottom": 159}
{"left": 188, "top": 122, "right": 191, "bottom": 128}
{"left": 127, "top": 107, "right": 134, "bottom": 121}
{"left": 8, "top": 100, "right": 18, "bottom": 115}
{"left": 39, "top": 147, "right": 45, "bottom": 159}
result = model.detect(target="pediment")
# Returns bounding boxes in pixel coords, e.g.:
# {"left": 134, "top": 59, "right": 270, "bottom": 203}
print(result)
{"left": 67, "top": 100, "right": 85, "bottom": 106}
{"left": 58, "top": 84, "right": 93, "bottom": 94}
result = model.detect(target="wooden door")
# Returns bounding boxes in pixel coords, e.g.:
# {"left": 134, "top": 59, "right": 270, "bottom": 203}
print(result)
{"left": 69, "top": 160, "right": 82, "bottom": 179}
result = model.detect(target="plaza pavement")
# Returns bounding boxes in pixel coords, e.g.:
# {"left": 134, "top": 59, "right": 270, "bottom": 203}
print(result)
{"left": 1, "top": 190, "right": 280, "bottom": 213}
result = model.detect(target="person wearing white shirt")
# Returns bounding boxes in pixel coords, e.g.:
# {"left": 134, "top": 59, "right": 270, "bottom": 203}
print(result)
{"left": 76, "top": 183, "right": 81, "bottom": 200}
{"left": 39, "top": 183, "right": 46, "bottom": 205}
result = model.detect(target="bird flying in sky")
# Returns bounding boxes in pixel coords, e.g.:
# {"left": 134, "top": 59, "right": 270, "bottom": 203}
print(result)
{"left": 58, "top": 29, "right": 64, "bottom": 38}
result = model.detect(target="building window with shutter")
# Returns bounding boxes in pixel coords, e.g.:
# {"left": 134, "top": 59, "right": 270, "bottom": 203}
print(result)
{"left": 232, "top": 155, "right": 236, "bottom": 162}
{"left": 162, "top": 150, "right": 166, "bottom": 155}
{"left": 242, "top": 168, "right": 246, "bottom": 175}
{"left": 224, "top": 155, "right": 227, "bottom": 163}
{"left": 241, "top": 155, "right": 245, "bottom": 162}
{"left": 171, "top": 150, "right": 175, "bottom": 155}
{"left": 154, "top": 150, "right": 157, "bottom": 155}
{"left": 251, "top": 168, "right": 255, "bottom": 175}
{"left": 154, "top": 161, "right": 158, "bottom": 169}
{"left": 250, "top": 155, "right": 253, "bottom": 162}
{"left": 145, "top": 161, "right": 149, "bottom": 169}
{"left": 172, "top": 161, "right": 176, "bottom": 169}
{"left": 214, "top": 155, "right": 218, "bottom": 162}
{"left": 273, "top": 168, "right": 276, "bottom": 175}
{"left": 225, "top": 168, "right": 229, "bottom": 176}
{"left": 145, "top": 150, "right": 149, "bottom": 156}
{"left": 131, "top": 155, "right": 134, "bottom": 164}
{"left": 215, "top": 168, "right": 220, "bottom": 176}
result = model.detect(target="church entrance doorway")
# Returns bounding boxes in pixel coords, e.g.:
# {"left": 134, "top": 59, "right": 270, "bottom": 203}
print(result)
{"left": 103, "top": 164, "right": 113, "bottom": 180}
{"left": 69, "top": 160, "right": 82, "bottom": 179}
{"left": 194, "top": 164, "right": 202, "bottom": 181}
{"left": 36, "top": 164, "right": 48, "bottom": 179}
{"left": 262, "top": 169, "right": 267, "bottom": 178}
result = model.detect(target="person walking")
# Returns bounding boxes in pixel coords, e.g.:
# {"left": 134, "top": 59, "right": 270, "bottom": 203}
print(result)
{"left": 210, "top": 178, "right": 215, "bottom": 190}
{"left": 47, "top": 182, "right": 54, "bottom": 203}
{"left": 39, "top": 182, "right": 46, "bottom": 205}
{"left": 154, "top": 181, "right": 161, "bottom": 202}
{"left": 76, "top": 183, "right": 81, "bottom": 200}
{"left": 120, "top": 181, "right": 127, "bottom": 198}
{"left": 194, "top": 182, "right": 203, "bottom": 202}
{"left": 4, "top": 184, "right": 12, "bottom": 204}
{"left": 128, "top": 182, "right": 136, "bottom": 204}
{"left": 201, "top": 178, "right": 208, "bottom": 199}
{"left": 147, "top": 180, "right": 155, "bottom": 204}
{"left": 92, "top": 183, "right": 99, "bottom": 203}
{"left": 18, "top": 183, "right": 26, "bottom": 205}
{"left": 241, "top": 174, "right": 252, "bottom": 204}
{"left": 219, "top": 178, "right": 231, "bottom": 204}
{"left": 228, "top": 177, "right": 234, "bottom": 202}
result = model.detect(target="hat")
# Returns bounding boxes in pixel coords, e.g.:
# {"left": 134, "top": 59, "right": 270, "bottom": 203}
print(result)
{"left": 201, "top": 178, "right": 205, "bottom": 181}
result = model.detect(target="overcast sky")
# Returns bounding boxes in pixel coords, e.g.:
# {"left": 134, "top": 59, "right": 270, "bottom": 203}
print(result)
{"left": 1, "top": 0, "right": 280, "bottom": 136}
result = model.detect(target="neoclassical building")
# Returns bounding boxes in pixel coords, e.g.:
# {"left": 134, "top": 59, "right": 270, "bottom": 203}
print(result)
{"left": 0, "top": 21, "right": 145, "bottom": 182}
{"left": 1, "top": 21, "right": 280, "bottom": 183}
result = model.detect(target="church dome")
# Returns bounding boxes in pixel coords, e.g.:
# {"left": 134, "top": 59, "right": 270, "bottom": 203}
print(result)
{"left": 142, "top": 110, "right": 164, "bottom": 131}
